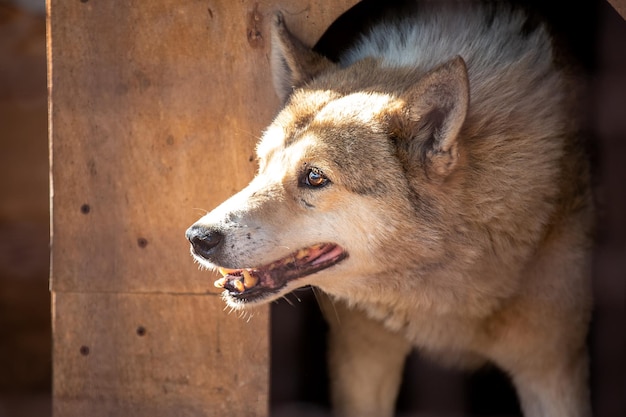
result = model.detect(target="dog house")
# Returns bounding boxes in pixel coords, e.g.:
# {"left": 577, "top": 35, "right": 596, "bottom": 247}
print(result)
{"left": 48, "top": 1, "right": 625, "bottom": 416}
{"left": 47, "top": 1, "right": 359, "bottom": 415}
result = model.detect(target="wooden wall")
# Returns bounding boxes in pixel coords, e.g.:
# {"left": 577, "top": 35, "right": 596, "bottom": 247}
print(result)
{"left": 47, "top": 1, "right": 356, "bottom": 416}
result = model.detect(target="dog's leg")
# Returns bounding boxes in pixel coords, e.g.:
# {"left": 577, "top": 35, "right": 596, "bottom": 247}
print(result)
{"left": 487, "top": 283, "right": 592, "bottom": 416}
{"left": 488, "top": 292, "right": 592, "bottom": 417}
{"left": 507, "top": 346, "right": 591, "bottom": 417}
{"left": 317, "top": 291, "right": 411, "bottom": 417}
{"left": 487, "top": 206, "right": 593, "bottom": 417}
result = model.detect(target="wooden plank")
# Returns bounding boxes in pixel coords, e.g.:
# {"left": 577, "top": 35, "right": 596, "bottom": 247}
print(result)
{"left": 52, "top": 292, "right": 268, "bottom": 417}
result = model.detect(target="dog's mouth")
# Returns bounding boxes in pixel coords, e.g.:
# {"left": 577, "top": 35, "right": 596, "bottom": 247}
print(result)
{"left": 214, "top": 243, "right": 348, "bottom": 303}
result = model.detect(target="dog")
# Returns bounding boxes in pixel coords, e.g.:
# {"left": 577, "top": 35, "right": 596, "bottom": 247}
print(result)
{"left": 186, "top": 2, "right": 593, "bottom": 416}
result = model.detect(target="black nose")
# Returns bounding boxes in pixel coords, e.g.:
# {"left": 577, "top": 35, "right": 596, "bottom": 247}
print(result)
{"left": 186, "top": 225, "right": 224, "bottom": 259}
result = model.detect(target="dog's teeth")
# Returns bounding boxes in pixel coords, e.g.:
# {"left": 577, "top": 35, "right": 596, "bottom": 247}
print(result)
{"left": 296, "top": 249, "right": 308, "bottom": 260}
{"left": 214, "top": 277, "right": 227, "bottom": 288}
{"left": 233, "top": 279, "right": 245, "bottom": 293}
{"left": 218, "top": 267, "right": 238, "bottom": 277}
{"left": 242, "top": 269, "right": 258, "bottom": 289}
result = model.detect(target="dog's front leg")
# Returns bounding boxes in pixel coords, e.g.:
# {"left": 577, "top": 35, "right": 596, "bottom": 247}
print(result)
{"left": 317, "top": 292, "right": 411, "bottom": 417}
{"left": 509, "top": 349, "right": 591, "bottom": 417}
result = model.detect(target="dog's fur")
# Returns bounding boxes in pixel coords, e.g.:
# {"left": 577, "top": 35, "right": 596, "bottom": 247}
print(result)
{"left": 187, "top": 2, "right": 593, "bottom": 416}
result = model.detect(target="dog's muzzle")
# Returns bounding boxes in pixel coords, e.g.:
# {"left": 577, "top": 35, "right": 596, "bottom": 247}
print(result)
{"left": 186, "top": 224, "right": 223, "bottom": 260}
{"left": 185, "top": 222, "right": 349, "bottom": 303}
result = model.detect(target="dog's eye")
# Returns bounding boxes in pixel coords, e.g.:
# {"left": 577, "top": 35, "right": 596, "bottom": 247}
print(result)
{"left": 302, "top": 167, "right": 329, "bottom": 188}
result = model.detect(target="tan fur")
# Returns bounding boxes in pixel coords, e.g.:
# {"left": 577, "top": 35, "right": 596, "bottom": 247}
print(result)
{"left": 187, "top": 3, "right": 593, "bottom": 416}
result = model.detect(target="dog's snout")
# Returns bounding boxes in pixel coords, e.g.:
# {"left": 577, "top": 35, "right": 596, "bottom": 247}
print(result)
{"left": 186, "top": 225, "right": 224, "bottom": 259}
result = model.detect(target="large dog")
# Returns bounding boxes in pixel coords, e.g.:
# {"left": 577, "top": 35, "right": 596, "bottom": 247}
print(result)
{"left": 186, "top": 2, "right": 593, "bottom": 416}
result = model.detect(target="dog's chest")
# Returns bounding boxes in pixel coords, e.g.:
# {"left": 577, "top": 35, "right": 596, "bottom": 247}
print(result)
{"left": 360, "top": 298, "right": 482, "bottom": 353}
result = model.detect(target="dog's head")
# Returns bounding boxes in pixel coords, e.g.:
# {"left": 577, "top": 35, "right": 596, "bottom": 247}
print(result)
{"left": 186, "top": 13, "right": 469, "bottom": 309}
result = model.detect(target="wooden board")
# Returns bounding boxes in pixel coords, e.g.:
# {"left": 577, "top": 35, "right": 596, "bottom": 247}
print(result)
{"left": 48, "top": 0, "right": 358, "bottom": 416}
{"left": 52, "top": 292, "right": 268, "bottom": 417}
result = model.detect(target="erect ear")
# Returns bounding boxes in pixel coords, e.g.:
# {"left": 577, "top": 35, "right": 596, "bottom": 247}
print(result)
{"left": 271, "top": 12, "right": 335, "bottom": 102}
{"left": 393, "top": 56, "right": 469, "bottom": 180}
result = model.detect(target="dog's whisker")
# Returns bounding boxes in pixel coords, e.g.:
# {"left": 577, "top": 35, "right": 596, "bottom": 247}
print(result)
{"left": 312, "top": 287, "right": 341, "bottom": 326}
{"left": 281, "top": 295, "right": 295, "bottom": 307}
{"left": 230, "top": 125, "right": 260, "bottom": 141}
{"left": 245, "top": 312, "right": 254, "bottom": 323}
{"left": 191, "top": 207, "right": 209, "bottom": 216}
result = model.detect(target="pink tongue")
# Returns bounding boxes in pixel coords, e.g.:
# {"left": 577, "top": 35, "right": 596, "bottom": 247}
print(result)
{"left": 311, "top": 245, "right": 343, "bottom": 266}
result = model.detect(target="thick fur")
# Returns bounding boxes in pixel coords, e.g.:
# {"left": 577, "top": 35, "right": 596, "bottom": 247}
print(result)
{"left": 188, "top": 2, "right": 593, "bottom": 416}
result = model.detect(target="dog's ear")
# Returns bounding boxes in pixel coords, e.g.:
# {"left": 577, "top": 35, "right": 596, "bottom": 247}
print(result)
{"left": 271, "top": 12, "right": 335, "bottom": 103}
{"left": 393, "top": 56, "right": 469, "bottom": 180}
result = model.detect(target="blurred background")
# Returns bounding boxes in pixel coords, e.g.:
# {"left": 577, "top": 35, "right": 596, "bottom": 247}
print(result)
{"left": 0, "top": 1, "right": 49, "bottom": 416}
{"left": 0, "top": 0, "right": 623, "bottom": 416}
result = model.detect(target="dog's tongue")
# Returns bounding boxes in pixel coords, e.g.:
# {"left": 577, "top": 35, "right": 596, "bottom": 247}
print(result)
{"left": 213, "top": 243, "right": 346, "bottom": 295}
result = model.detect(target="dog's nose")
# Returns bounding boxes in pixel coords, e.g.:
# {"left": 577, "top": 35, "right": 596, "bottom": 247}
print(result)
{"left": 186, "top": 225, "right": 224, "bottom": 259}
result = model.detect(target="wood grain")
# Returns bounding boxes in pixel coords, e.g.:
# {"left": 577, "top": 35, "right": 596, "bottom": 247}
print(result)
{"left": 52, "top": 292, "right": 268, "bottom": 417}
